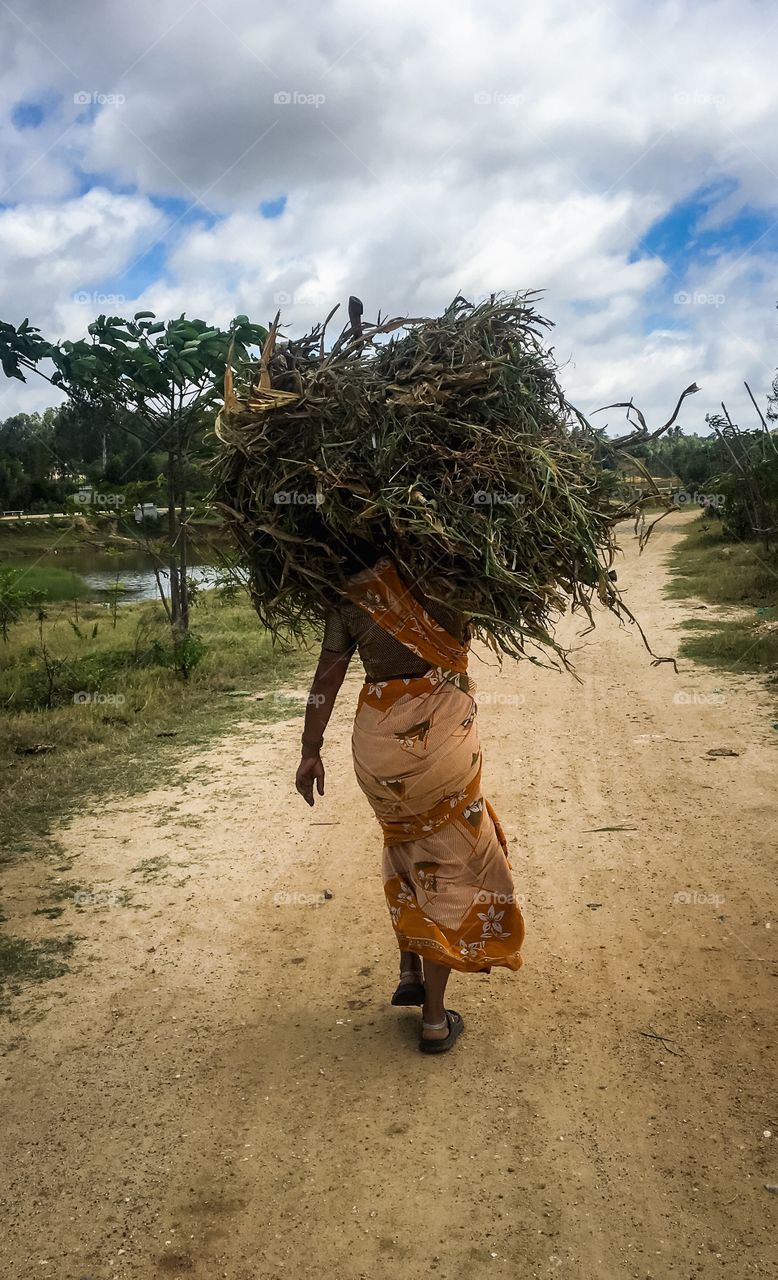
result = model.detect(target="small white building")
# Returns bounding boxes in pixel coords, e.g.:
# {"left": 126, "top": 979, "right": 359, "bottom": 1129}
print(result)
{"left": 133, "top": 503, "right": 159, "bottom": 522}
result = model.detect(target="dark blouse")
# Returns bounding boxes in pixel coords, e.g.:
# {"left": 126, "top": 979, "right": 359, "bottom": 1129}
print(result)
{"left": 321, "top": 593, "right": 468, "bottom": 681}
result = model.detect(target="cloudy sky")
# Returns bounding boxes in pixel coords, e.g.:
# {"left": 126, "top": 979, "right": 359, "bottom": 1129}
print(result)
{"left": 1, "top": 0, "right": 776, "bottom": 433}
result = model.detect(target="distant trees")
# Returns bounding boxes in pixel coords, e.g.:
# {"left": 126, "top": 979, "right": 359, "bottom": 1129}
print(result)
{"left": 631, "top": 407, "right": 778, "bottom": 549}
{"left": 0, "top": 403, "right": 166, "bottom": 511}
{"left": 630, "top": 426, "right": 729, "bottom": 490}
{"left": 0, "top": 310, "right": 267, "bottom": 649}
{"left": 0, "top": 410, "right": 63, "bottom": 510}
{"left": 705, "top": 413, "right": 778, "bottom": 550}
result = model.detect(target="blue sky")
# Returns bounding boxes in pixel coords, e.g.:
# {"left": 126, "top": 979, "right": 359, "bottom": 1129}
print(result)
{"left": 0, "top": 0, "right": 776, "bottom": 432}
{"left": 637, "top": 188, "right": 778, "bottom": 274}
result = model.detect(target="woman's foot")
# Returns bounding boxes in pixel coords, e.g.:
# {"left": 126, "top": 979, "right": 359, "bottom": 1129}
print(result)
{"left": 419, "top": 1009, "right": 465, "bottom": 1054}
{"left": 420, "top": 955, "right": 452, "bottom": 1038}
{"left": 391, "top": 953, "right": 425, "bottom": 1006}
{"left": 422, "top": 998, "right": 452, "bottom": 1039}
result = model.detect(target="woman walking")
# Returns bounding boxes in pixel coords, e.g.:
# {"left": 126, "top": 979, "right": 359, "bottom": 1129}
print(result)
{"left": 296, "top": 553, "right": 524, "bottom": 1053}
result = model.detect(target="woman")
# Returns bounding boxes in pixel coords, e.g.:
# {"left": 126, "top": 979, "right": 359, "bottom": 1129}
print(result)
{"left": 295, "top": 553, "right": 525, "bottom": 1054}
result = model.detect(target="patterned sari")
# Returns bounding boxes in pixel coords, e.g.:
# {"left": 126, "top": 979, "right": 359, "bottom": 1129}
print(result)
{"left": 346, "top": 559, "right": 525, "bottom": 974}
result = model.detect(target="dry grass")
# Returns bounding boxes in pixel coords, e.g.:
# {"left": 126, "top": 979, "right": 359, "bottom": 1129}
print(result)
{"left": 0, "top": 592, "right": 314, "bottom": 853}
{"left": 668, "top": 516, "right": 778, "bottom": 675}
{"left": 214, "top": 293, "right": 694, "bottom": 667}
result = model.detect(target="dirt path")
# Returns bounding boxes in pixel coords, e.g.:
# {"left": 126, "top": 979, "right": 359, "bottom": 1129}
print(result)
{"left": 2, "top": 512, "right": 776, "bottom": 1280}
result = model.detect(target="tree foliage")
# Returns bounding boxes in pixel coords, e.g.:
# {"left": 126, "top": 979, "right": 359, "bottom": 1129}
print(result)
{"left": 0, "top": 309, "right": 268, "bottom": 640}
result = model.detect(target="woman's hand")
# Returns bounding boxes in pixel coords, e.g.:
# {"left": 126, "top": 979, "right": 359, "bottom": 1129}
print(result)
{"left": 294, "top": 646, "right": 351, "bottom": 806}
{"left": 296, "top": 753, "right": 325, "bottom": 806}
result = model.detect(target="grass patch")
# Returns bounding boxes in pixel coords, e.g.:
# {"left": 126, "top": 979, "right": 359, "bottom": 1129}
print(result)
{"left": 676, "top": 616, "right": 778, "bottom": 673}
{"left": 0, "top": 516, "right": 131, "bottom": 554}
{"left": 0, "top": 590, "right": 316, "bottom": 853}
{"left": 666, "top": 518, "right": 778, "bottom": 607}
{"left": 1, "top": 582, "right": 315, "bottom": 1014}
{"left": 0, "top": 934, "right": 77, "bottom": 1009}
{"left": 667, "top": 517, "right": 778, "bottom": 672}
{"left": 2, "top": 564, "right": 90, "bottom": 603}
{"left": 0, "top": 515, "right": 229, "bottom": 555}
{"left": 131, "top": 855, "right": 171, "bottom": 882}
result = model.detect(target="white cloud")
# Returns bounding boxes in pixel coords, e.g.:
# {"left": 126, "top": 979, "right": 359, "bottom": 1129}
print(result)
{"left": 1, "top": 0, "right": 776, "bottom": 432}
{"left": 0, "top": 188, "right": 166, "bottom": 324}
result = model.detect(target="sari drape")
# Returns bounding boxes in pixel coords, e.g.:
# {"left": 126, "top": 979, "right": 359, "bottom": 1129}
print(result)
{"left": 346, "top": 559, "right": 525, "bottom": 973}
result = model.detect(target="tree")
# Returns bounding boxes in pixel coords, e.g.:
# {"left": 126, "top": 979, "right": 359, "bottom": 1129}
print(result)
{"left": 1, "top": 310, "right": 267, "bottom": 644}
{"left": 0, "top": 318, "right": 52, "bottom": 383}
{"left": 0, "top": 412, "right": 68, "bottom": 510}
{"left": 706, "top": 411, "right": 778, "bottom": 548}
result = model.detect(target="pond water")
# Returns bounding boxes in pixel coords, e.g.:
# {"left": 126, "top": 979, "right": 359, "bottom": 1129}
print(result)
{"left": 8, "top": 545, "right": 226, "bottom": 602}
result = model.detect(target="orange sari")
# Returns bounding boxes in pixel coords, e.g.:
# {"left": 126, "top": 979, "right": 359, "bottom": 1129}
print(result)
{"left": 346, "top": 559, "right": 525, "bottom": 974}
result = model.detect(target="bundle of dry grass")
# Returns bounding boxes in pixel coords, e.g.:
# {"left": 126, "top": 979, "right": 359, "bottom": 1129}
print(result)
{"left": 213, "top": 293, "right": 696, "bottom": 666}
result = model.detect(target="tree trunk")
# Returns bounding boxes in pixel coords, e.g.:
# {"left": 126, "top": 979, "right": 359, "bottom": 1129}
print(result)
{"left": 177, "top": 407, "right": 189, "bottom": 633}
{"left": 179, "top": 474, "right": 189, "bottom": 633}
{"left": 167, "top": 447, "right": 181, "bottom": 630}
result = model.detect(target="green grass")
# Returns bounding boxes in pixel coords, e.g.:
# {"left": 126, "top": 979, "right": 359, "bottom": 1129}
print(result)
{"left": 0, "top": 515, "right": 229, "bottom": 561}
{"left": 0, "top": 566, "right": 318, "bottom": 1013}
{"left": 676, "top": 617, "right": 778, "bottom": 672}
{"left": 666, "top": 518, "right": 778, "bottom": 606}
{"left": 2, "top": 564, "right": 90, "bottom": 602}
{"left": 667, "top": 517, "right": 778, "bottom": 673}
{"left": 0, "top": 590, "right": 317, "bottom": 853}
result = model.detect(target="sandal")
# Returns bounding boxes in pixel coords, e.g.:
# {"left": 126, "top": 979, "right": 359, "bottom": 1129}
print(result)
{"left": 391, "top": 974, "right": 426, "bottom": 1006}
{"left": 418, "top": 1009, "right": 465, "bottom": 1054}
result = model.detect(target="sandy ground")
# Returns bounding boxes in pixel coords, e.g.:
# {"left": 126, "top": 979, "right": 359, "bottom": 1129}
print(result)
{"left": 1, "top": 511, "right": 776, "bottom": 1280}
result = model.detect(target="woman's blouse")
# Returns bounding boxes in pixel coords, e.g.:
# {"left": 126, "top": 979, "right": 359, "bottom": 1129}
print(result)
{"left": 321, "top": 593, "right": 468, "bottom": 681}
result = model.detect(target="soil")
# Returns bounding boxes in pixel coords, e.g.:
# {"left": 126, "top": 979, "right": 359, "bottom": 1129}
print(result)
{"left": 1, "top": 511, "right": 776, "bottom": 1279}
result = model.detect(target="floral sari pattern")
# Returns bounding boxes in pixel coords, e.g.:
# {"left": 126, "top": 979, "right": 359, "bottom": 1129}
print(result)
{"left": 346, "top": 560, "right": 525, "bottom": 973}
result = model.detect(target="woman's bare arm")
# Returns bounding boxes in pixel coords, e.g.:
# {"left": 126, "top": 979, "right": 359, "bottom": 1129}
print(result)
{"left": 295, "top": 647, "right": 353, "bottom": 806}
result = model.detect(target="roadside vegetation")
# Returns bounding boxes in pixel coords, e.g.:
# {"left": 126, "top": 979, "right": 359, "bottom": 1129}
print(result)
{"left": 1, "top": 587, "right": 314, "bottom": 855}
{"left": 0, "top": 580, "right": 314, "bottom": 1007}
{"left": 667, "top": 515, "right": 778, "bottom": 674}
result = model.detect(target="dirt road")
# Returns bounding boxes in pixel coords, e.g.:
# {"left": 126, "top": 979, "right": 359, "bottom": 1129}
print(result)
{"left": 2, "top": 512, "right": 776, "bottom": 1280}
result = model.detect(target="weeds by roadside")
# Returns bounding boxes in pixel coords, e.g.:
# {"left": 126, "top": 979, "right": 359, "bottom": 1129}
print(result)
{"left": 0, "top": 587, "right": 316, "bottom": 1011}
{"left": 0, "top": 591, "right": 315, "bottom": 852}
{"left": 667, "top": 516, "right": 778, "bottom": 673}
{"left": 0, "top": 934, "right": 78, "bottom": 1011}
